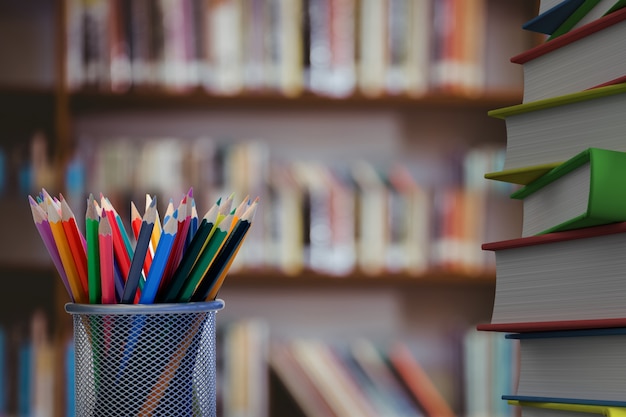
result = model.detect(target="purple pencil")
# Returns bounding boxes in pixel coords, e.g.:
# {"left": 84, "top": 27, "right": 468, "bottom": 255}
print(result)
{"left": 29, "top": 195, "right": 74, "bottom": 301}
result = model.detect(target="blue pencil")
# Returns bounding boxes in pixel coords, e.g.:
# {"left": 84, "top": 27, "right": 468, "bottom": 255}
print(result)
{"left": 139, "top": 216, "right": 177, "bottom": 304}
{"left": 121, "top": 198, "right": 157, "bottom": 303}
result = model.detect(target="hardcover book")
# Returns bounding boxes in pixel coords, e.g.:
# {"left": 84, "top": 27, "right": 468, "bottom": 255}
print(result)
{"left": 513, "top": 7, "right": 626, "bottom": 103}
{"left": 480, "top": 222, "right": 626, "bottom": 325}
{"left": 485, "top": 83, "right": 626, "bottom": 184}
{"left": 548, "top": 0, "right": 626, "bottom": 40}
{"left": 523, "top": 0, "right": 585, "bottom": 34}
{"left": 511, "top": 148, "right": 626, "bottom": 237}
{"left": 502, "top": 327, "right": 626, "bottom": 407}
{"left": 509, "top": 399, "right": 626, "bottom": 417}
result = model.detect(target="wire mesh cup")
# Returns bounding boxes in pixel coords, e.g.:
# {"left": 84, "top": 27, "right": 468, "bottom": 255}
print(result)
{"left": 65, "top": 300, "right": 225, "bottom": 417}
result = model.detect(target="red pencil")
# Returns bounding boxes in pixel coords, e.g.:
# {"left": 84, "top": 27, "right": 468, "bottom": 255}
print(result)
{"left": 160, "top": 195, "right": 191, "bottom": 290}
{"left": 131, "top": 201, "right": 142, "bottom": 239}
{"left": 131, "top": 201, "right": 153, "bottom": 276}
{"left": 99, "top": 216, "right": 116, "bottom": 304}
{"left": 101, "top": 196, "right": 131, "bottom": 283}
{"left": 60, "top": 195, "right": 89, "bottom": 298}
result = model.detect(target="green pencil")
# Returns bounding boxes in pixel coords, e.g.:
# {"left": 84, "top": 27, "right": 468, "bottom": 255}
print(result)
{"left": 159, "top": 198, "right": 221, "bottom": 303}
{"left": 85, "top": 194, "right": 101, "bottom": 304}
{"left": 177, "top": 211, "right": 234, "bottom": 302}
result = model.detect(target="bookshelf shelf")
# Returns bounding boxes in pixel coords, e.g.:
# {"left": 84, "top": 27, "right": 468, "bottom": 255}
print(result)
{"left": 223, "top": 268, "right": 497, "bottom": 289}
{"left": 68, "top": 88, "right": 524, "bottom": 113}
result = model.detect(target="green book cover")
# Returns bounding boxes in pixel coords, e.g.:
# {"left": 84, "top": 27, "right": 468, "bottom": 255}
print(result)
{"left": 608, "top": 0, "right": 626, "bottom": 13}
{"left": 548, "top": 0, "right": 602, "bottom": 40}
{"left": 511, "top": 148, "right": 626, "bottom": 234}
{"left": 549, "top": 0, "right": 626, "bottom": 40}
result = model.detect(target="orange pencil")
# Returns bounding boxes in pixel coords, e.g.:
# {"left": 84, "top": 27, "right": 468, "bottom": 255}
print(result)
{"left": 60, "top": 195, "right": 89, "bottom": 298}
{"left": 231, "top": 195, "right": 250, "bottom": 227}
{"left": 146, "top": 194, "right": 161, "bottom": 253}
{"left": 47, "top": 199, "right": 87, "bottom": 303}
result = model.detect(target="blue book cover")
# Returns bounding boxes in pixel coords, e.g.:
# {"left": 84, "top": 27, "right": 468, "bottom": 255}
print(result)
{"left": 503, "top": 396, "right": 626, "bottom": 407}
{"left": 505, "top": 326, "right": 626, "bottom": 340}
{"left": 523, "top": 0, "right": 586, "bottom": 34}
{"left": 502, "top": 327, "right": 626, "bottom": 407}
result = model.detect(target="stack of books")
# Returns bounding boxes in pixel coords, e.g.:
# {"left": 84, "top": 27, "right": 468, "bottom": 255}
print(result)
{"left": 478, "top": 2, "right": 626, "bottom": 416}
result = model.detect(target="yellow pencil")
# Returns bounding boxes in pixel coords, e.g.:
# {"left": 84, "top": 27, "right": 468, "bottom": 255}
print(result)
{"left": 47, "top": 198, "right": 87, "bottom": 303}
{"left": 146, "top": 194, "right": 161, "bottom": 254}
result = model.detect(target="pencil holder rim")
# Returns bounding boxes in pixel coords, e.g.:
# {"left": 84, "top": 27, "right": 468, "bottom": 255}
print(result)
{"left": 64, "top": 299, "right": 225, "bottom": 315}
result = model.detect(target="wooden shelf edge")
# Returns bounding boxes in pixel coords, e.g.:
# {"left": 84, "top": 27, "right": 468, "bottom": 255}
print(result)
{"left": 222, "top": 268, "right": 496, "bottom": 289}
{"left": 69, "top": 88, "right": 523, "bottom": 112}
{"left": 0, "top": 263, "right": 496, "bottom": 288}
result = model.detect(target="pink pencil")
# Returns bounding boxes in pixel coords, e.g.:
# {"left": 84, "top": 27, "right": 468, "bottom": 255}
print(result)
{"left": 99, "top": 216, "right": 116, "bottom": 304}
{"left": 29, "top": 196, "right": 74, "bottom": 301}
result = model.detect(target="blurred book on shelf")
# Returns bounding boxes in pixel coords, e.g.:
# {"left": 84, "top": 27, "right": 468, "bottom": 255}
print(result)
{"left": 68, "top": 136, "right": 519, "bottom": 278}
{"left": 64, "top": 0, "right": 492, "bottom": 97}
{"left": 463, "top": 328, "right": 519, "bottom": 417}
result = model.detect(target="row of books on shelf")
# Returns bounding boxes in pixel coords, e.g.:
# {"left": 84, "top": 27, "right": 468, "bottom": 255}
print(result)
{"left": 226, "top": 322, "right": 522, "bottom": 417}
{"left": 0, "top": 312, "right": 73, "bottom": 417}
{"left": 63, "top": 138, "right": 517, "bottom": 276}
{"left": 66, "top": 0, "right": 487, "bottom": 97}
{"left": 0, "top": 311, "right": 513, "bottom": 417}
{"left": 478, "top": 2, "right": 626, "bottom": 417}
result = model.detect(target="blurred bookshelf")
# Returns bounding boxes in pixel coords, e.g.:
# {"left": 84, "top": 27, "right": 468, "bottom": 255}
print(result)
{"left": 0, "top": 0, "right": 538, "bottom": 416}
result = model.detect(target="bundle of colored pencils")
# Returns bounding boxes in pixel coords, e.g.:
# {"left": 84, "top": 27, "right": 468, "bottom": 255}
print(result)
{"left": 28, "top": 188, "right": 258, "bottom": 304}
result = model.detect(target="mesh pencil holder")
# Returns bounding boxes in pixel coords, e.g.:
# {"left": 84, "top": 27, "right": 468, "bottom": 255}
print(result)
{"left": 65, "top": 300, "right": 224, "bottom": 417}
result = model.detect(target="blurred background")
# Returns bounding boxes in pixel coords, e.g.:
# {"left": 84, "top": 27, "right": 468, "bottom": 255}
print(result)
{"left": 0, "top": 0, "right": 538, "bottom": 416}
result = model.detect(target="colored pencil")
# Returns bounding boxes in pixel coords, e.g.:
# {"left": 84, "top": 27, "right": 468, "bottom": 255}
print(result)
{"left": 232, "top": 195, "right": 250, "bottom": 225}
{"left": 112, "top": 202, "right": 135, "bottom": 265}
{"left": 185, "top": 197, "right": 199, "bottom": 252}
{"left": 98, "top": 216, "right": 116, "bottom": 304}
{"left": 130, "top": 201, "right": 142, "bottom": 239}
{"left": 160, "top": 199, "right": 221, "bottom": 303}
{"left": 28, "top": 196, "right": 73, "bottom": 301}
{"left": 207, "top": 199, "right": 259, "bottom": 300}
{"left": 131, "top": 201, "right": 153, "bottom": 276}
{"left": 122, "top": 198, "right": 157, "bottom": 304}
{"left": 85, "top": 194, "right": 101, "bottom": 304}
{"left": 146, "top": 194, "right": 161, "bottom": 255}
{"left": 47, "top": 199, "right": 87, "bottom": 303}
{"left": 101, "top": 197, "right": 132, "bottom": 285}
{"left": 139, "top": 217, "right": 177, "bottom": 304}
{"left": 217, "top": 193, "right": 234, "bottom": 224}
{"left": 160, "top": 194, "right": 192, "bottom": 290}
{"left": 180, "top": 211, "right": 234, "bottom": 303}
{"left": 30, "top": 188, "right": 256, "bottom": 305}
{"left": 163, "top": 199, "right": 175, "bottom": 224}
{"left": 60, "top": 196, "right": 89, "bottom": 299}
{"left": 192, "top": 199, "right": 258, "bottom": 301}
